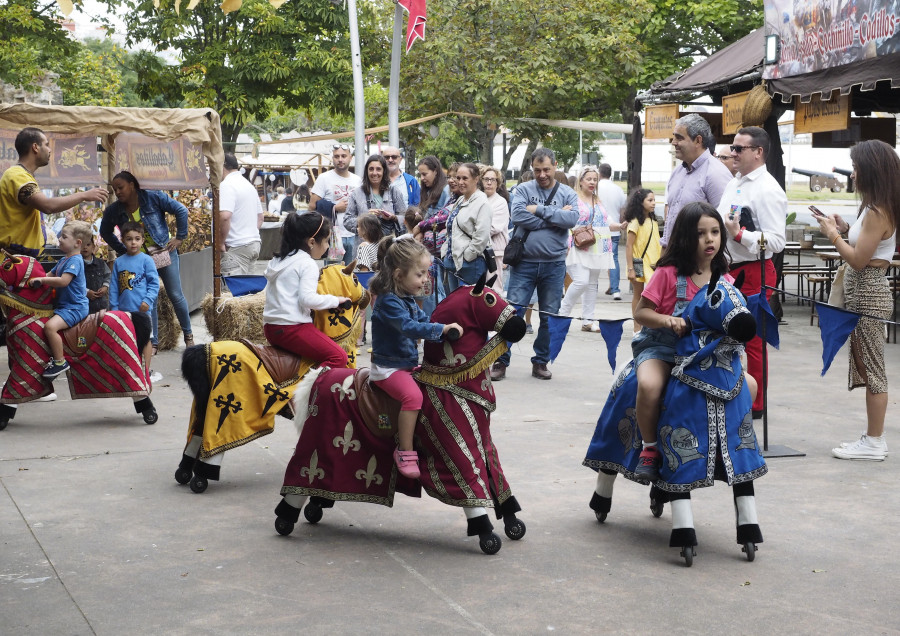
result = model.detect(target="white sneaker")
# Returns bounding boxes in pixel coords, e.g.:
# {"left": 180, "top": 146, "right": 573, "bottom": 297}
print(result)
{"left": 149, "top": 370, "right": 164, "bottom": 383}
{"left": 832, "top": 434, "right": 887, "bottom": 461}
{"left": 839, "top": 435, "right": 889, "bottom": 455}
{"left": 36, "top": 392, "right": 57, "bottom": 402}
{"left": 612, "top": 292, "right": 622, "bottom": 300}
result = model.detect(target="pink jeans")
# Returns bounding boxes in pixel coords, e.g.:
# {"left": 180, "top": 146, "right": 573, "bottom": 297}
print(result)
{"left": 372, "top": 369, "right": 422, "bottom": 410}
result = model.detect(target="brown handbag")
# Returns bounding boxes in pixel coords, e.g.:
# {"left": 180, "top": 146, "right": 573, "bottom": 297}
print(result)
{"left": 571, "top": 197, "right": 597, "bottom": 249}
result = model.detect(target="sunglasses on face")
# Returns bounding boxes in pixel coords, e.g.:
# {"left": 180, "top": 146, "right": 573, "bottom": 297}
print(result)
{"left": 332, "top": 144, "right": 351, "bottom": 151}
{"left": 716, "top": 154, "right": 733, "bottom": 160}
{"left": 383, "top": 154, "right": 400, "bottom": 160}
{"left": 729, "top": 145, "right": 760, "bottom": 153}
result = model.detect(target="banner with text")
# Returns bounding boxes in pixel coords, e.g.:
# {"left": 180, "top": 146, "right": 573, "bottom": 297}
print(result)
{"left": 0, "top": 129, "right": 102, "bottom": 187}
{"left": 794, "top": 94, "right": 851, "bottom": 134}
{"left": 763, "top": 0, "right": 900, "bottom": 80}
{"left": 644, "top": 104, "right": 679, "bottom": 139}
{"left": 113, "top": 133, "right": 208, "bottom": 189}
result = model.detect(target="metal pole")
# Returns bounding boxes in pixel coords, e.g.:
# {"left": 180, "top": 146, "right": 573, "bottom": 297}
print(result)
{"left": 347, "top": 0, "right": 367, "bottom": 176}
{"left": 388, "top": 2, "right": 403, "bottom": 148}
{"left": 759, "top": 233, "right": 769, "bottom": 450}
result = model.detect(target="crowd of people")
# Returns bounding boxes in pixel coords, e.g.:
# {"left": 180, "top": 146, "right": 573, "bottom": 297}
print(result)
{"left": 0, "top": 123, "right": 896, "bottom": 470}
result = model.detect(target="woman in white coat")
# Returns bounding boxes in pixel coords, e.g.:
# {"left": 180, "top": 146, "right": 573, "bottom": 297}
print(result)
{"left": 482, "top": 166, "right": 509, "bottom": 293}
{"left": 441, "top": 162, "right": 492, "bottom": 292}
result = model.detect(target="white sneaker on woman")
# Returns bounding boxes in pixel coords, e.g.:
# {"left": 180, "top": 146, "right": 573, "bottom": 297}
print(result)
{"left": 832, "top": 435, "right": 888, "bottom": 461}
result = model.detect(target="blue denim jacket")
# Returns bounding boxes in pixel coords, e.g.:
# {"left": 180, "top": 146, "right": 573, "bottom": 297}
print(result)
{"left": 100, "top": 190, "right": 189, "bottom": 256}
{"left": 371, "top": 292, "right": 444, "bottom": 368}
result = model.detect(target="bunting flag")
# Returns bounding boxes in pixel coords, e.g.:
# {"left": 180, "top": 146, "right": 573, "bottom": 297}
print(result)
{"left": 546, "top": 316, "right": 627, "bottom": 373}
{"left": 816, "top": 303, "right": 861, "bottom": 376}
{"left": 745, "top": 293, "right": 780, "bottom": 349}
{"left": 398, "top": 0, "right": 427, "bottom": 52}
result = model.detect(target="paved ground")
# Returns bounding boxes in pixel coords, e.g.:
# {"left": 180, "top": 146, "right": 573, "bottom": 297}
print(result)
{"left": 2, "top": 287, "right": 899, "bottom": 635}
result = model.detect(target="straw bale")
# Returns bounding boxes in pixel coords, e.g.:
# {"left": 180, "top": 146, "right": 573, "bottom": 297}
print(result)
{"left": 156, "top": 286, "right": 180, "bottom": 351}
{"left": 201, "top": 291, "right": 266, "bottom": 343}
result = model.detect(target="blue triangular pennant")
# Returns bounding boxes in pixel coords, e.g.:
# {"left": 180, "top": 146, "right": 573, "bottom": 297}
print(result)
{"left": 816, "top": 303, "right": 861, "bottom": 376}
{"left": 547, "top": 315, "right": 573, "bottom": 363}
{"left": 223, "top": 275, "right": 267, "bottom": 297}
{"left": 597, "top": 319, "right": 627, "bottom": 373}
{"left": 745, "top": 293, "right": 780, "bottom": 349}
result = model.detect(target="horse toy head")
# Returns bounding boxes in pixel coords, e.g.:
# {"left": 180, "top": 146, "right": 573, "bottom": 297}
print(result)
{"left": 682, "top": 270, "right": 756, "bottom": 348}
{"left": 0, "top": 251, "right": 55, "bottom": 318}
{"left": 313, "top": 261, "right": 370, "bottom": 354}
{"left": 417, "top": 273, "right": 526, "bottom": 385}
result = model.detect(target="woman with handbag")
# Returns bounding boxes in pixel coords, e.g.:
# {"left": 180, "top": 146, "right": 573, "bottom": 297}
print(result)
{"left": 413, "top": 156, "right": 451, "bottom": 316}
{"left": 482, "top": 166, "right": 510, "bottom": 294}
{"left": 623, "top": 188, "right": 661, "bottom": 335}
{"left": 100, "top": 171, "right": 194, "bottom": 353}
{"left": 559, "top": 166, "right": 615, "bottom": 332}
{"left": 816, "top": 140, "right": 899, "bottom": 462}
{"left": 441, "top": 163, "right": 492, "bottom": 292}
{"left": 342, "top": 155, "right": 407, "bottom": 239}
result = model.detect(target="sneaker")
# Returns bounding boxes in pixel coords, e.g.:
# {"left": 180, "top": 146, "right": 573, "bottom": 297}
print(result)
{"left": 839, "top": 437, "right": 889, "bottom": 455}
{"left": 612, "top": 292, "right": 622, "bottom": 300}
{"left": 36, "top": 392, "right": 58, "bottom": 402}
{"left": 149, "top": 370, "right": 164, "bottom": 383}
{"left": 581, "top": 323, "right": 600, "bottom": 333}
{"left": 832, "top": 435, "right": 887, "bottom": 461}
{"left": 490, "top": 362, "right": 506, "bottom": 381}
{"left": 525, "top": 324, "right": 534, "bottom": 335}
{"left": 531, "top": 362, "right": 552, "bottom": 380}
{"left": 42, "top": 360, "right": 70, "bottom": 379}
{"left": 634, "top": 446, "right": 662, "bottom": 480}
{"left": 393, "top": 448, "right": 421, "bottom": 479}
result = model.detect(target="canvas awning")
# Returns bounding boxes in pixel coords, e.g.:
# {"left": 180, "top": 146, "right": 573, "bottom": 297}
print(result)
{"left": 767, "top": 52, "right": 900, "bottom": 106}
{"left": 0, "top": 103, "right": 224, "bottom": 186}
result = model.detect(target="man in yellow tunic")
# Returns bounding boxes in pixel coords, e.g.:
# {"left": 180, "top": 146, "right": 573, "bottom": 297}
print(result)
{"left": 0, "top": 128, "right": 108, "bottom": 256}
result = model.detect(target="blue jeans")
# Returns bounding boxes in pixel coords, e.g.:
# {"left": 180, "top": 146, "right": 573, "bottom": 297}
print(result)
{"left": 152, "top": 250, "right": 192, "bottom": 345}
{"left": 498, "top": 259, "right": 566, "bottom": 366}
{"left": 443, "top": 254, "right": 487, "bottom": 293}
{"left": 342, "top": 236, "right": 357, "bottom": 266}
{"left": 609, "top": 235, "right": 621, "bottom": 293}
{"left": 420, "top": 259, "right": 445, "bottom": 318}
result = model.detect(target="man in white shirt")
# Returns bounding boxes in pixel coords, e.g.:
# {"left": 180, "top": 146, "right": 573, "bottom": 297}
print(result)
{"left": 718, "top": 126, "right": 787, "bottom": 417}
{"left": 595, "top": 163, "right": 627, "bottom": 300}
{"left": 218, "top": 153, "right": 263, "bottom": 276}
{"left": 308, "top": 143, "right": 362, "bottom": 265}
{"left": 267, "top": 186, "right": 285, "bottom": 215}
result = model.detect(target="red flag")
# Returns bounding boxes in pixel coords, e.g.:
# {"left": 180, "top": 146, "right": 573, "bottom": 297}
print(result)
{"left": 398, "top": 0, "right": 426, "bottom": 52}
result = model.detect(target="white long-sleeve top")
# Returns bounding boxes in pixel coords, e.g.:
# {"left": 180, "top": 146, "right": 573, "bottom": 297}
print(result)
{"left": 263, "top": 250, "right": 341, "bottom": 325}
{"left": 717, "top": 164, "right": 787, "bottom": 263}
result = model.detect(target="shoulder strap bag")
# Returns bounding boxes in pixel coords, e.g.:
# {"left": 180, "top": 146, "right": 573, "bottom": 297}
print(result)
{"left": 503, "top": 182, "right": 560, "bottom": 266}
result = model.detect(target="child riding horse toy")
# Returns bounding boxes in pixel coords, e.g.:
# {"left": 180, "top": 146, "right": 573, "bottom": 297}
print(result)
{"left": 176, "top": 262, "right": 369, "bottom": 493}
{"left": 583, "top": 273, "right": 766, "bottom": 566}
{"left": 0, "top": 251, "right": 156, "bottom": 430}
{"left": 274, "top": 274, "right": 528, "bottom": 554}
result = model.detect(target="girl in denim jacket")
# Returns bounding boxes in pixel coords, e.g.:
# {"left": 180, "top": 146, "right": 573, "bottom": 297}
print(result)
{"left": 369, "top": 237, "right": 462, "bottom": 479}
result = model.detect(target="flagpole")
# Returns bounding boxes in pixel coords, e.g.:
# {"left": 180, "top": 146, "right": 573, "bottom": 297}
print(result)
{"left": 347, "top": 0, "right": 367, "bottom": 175}
{"left": 388, "top": 1, "right": 403, "bottom": 148}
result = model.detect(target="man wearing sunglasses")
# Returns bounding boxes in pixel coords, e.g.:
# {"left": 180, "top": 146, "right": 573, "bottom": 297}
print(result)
{"left": 381, "top": 145, "right": 420, "bottom": 207}
{"left": 662, "top": 113, "right": 733, "bottom": 248}
{"left": 308, "top": 144, "right": 362, "bottom": 265}
{"left": 717, "top": 125, "right": 787, "bottom": 418}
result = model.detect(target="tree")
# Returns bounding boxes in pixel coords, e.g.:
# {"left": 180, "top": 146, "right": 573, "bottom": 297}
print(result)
{"left": 0, "top": 0, "right": 80, "bottom": 90}
{"left": 52, "top": 42, "right": 124, "bottom": 106}
{"left": 99, "top": 0, "right": 357, "bottom": 144}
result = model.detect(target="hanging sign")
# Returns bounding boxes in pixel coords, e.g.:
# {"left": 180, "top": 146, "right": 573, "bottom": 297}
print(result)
{"left": 113, "top": 133, "right": 208, "bottom": 189}
{"left": 644, "top": 104, "right": 679, "bottom": 140}
{"left": 722, "top": 91, "right": 751, "bottom": 135}
{"left": 794, "top": 94, "right": 851, "bottom": 134}
{"left": 0, "top": 129, "right": 102, "bottom": 187}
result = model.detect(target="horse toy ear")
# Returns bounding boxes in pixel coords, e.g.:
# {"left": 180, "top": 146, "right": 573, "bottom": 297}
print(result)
{"left": 486, "top": 274, "right": 498, "bottom": 289}
{"left": 470, "top": 271, "right": 487, "bottom": 296}
{"left": 732, "top": 269, "right": 745, "bottom": 291}
{"left": 706, "top": 270, "right": 721, "bottom": 297}
{"left": 342, "top": 260, "right": 357, "bottom": 276}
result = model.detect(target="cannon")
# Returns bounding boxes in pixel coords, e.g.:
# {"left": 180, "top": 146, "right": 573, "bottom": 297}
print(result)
{"left": 832, "top": 167, "right": 855, "bottom": 193}
{"left": 791, "top": 167, "right": 843, "bottom": 193}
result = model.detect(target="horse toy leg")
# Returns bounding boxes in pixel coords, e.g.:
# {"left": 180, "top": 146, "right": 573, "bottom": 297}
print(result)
{"left": 589, "top": 469, "right": 618, "bottom": 523}
{"left": 464, "top": 507, "right": 503, "bottom": 555}
{"left": 174, "top": 435, "right": 224, "bottom": 494}
{"left": 132, "top": 396, "right": 158, "bottom": 424}
{"left": 734, "top": 480, "right": 762, "bottom": 561}
{"left": 669, "top": 493, "right": 697, "bottom": 566}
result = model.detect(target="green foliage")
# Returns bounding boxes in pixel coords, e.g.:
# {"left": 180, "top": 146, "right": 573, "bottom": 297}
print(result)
{"left": 99, "top": 0, "right": 356, "bottom": 143}
{"left": 52, "top": 43, "right": 124, "bottom": 106}
{"left": 418, "top": 120, "right": 480, "bottom": 166}
{"left": 0, "top": 0, "right": 80, "bottom": 89}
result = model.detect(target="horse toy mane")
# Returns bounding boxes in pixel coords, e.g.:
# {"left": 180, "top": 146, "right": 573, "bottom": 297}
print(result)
{"left": 0, "top": 251, "right": 55, "bottom": 318}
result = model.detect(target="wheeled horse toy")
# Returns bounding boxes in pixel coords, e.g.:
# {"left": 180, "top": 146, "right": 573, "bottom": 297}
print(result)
{"left": 273, "top": 274, "right": 528, "bottom": 554}
{"left": 0, "top": 252, "right": 156, "bottom": 430}
{"left": 176, "top": 262, "right": 369, "bottom": 493}
{"left": 583, "top": 273, "right": 766, "bottom": 566}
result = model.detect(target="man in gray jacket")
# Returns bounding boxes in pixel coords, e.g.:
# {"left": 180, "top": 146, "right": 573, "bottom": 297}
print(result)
{"left": 491, "top": 148, "right": 579, "bottom": 381}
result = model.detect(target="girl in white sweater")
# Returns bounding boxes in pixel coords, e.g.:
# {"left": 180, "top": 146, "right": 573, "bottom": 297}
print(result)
{"left": 262, "top": 213, "right": 351, "bottom": 367}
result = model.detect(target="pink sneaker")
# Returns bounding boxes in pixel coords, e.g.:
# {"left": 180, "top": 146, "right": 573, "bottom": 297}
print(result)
{"left": 393, "top": 448, "right": 421, "bottom": 479}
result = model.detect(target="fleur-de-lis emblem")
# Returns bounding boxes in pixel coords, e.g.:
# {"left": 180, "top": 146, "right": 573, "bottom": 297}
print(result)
{"left": 308, "top": 387, "right": 319, "bottom": 417}
{"left": 440, "top": 341, "right": 466, "bottom": 367}
{"left": 355, "top": 455, "right": 383, "bottom": 488}
{"left": 299, "top": 450, "right": 325, "bottom": 484}
{"left": 481, "top": 376, "right": 491, "bottom": 393}
{"left": 330, "top": 375, "right": 357, "bottom": 402}
{"left": 332, "top": 421, "right": 361, "bottom": 455}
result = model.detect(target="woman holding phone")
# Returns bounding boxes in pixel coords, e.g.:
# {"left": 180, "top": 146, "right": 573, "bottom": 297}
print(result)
{"left": 815, "top": 140, "right": 899, "bottom": 462}
{"left": 342, "top": 155, "right": 407, "bottom": 238}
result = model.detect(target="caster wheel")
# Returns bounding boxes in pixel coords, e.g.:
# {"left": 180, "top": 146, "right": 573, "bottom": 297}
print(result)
{"left": 479, "top": 532, "right": 502, "bottom": 555}
{"left": 304, "top": 501, "right": 323, "bottom": 524}
{"left": 504, "top": 519, "right": 526, "bottom": 540}
{"left": 680, "top": 546, "right": 695, "bottom": 567}
{"left": 0, "top": 418, "right": 7, "bottom": 431}
{"left": 742, "top": 541, "right": 757, "bottom": 562}
{"left": 275, "top": 517, "right": 295, "bottom": 536}
{"left": 143, "top": 409, "right": 158, "bottom": 425}
{"left": 189, "top": 475, "right": 208, "bottom": 493}
{"left": 174, "top": 467, "right": 191, "bottom": 485}
{"left": 595, "top": 510, "right": 607, "bottom": 523}
{"left": 650, "top": 499, "right": 664, "bottom": 518}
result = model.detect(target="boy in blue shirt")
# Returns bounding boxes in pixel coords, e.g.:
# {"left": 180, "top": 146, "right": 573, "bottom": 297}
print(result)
{"left": 28, "top": 220, "right": 93, "bottom": 378}
{"left": 109, "top": 223, "right": 159, "bottom": 373}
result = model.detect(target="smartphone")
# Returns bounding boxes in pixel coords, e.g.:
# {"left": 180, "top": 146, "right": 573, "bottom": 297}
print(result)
{"left": 809, "top": 205, "right": 826, "bottom": 218}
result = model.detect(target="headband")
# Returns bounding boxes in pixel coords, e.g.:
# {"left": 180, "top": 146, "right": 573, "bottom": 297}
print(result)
{"left": 314, "top": 214, "right": 325, "bottom": 237}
